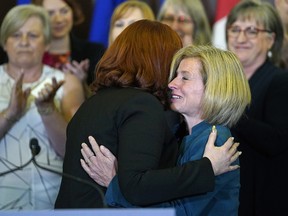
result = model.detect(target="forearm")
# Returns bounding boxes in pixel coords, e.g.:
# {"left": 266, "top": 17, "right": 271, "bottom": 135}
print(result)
{"left": 120, "top": 157, "right": 215, "bottom": 206}
{"left": 39, "top": 107, "right": 67, "bottom": 157}
{"left": 0, "top": 109, "right": 17, "bottom": 139}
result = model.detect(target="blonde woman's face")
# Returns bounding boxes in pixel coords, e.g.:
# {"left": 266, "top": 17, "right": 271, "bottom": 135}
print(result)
{"left": 110, "top": 8, "right": 144, "bottom": 44}
{"left": 168, "top": 58, "right": 204, "bottom": 120}
{"left": 42, "top": 0, "right": 73, "bottom": 39}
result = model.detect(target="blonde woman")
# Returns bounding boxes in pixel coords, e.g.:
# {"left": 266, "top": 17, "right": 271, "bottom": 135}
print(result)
{"left": 108, "top": 0, "right": 155, "bottom": 46}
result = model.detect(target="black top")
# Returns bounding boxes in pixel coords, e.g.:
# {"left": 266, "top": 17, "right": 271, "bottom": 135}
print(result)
{"left": 232, "top": 60, "right": 288, "bottom": 216}
{"left": 55, "top": 87, "right": 215, "bottom": 208}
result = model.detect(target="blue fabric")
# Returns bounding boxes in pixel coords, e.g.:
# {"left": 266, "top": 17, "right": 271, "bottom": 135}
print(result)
{"left": 170, "top": 122, "right": 240, "bottom": 216}
{"left": 17, "top": 0, "right": 31, "bottom": 4}
{"left": 105, "top": 122, "right": 240, "bottom": 216}
{"left": 89, "top": 0, "right": 126, "bottom": 47}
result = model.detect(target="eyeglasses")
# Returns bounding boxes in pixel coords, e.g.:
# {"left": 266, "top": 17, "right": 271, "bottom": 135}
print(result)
{"left": 161, "top": 15, "right": 192, "bottom": 25}
{"left": 227, "top": 26, "right": 272, "bottom": 39}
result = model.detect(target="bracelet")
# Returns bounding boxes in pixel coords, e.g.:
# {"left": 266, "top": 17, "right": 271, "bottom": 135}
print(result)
{"left": 37, "top": 106, "right": 55, "bottom": 116}
{"left": 0, "top": 110, "right": 17, "bottom": 123}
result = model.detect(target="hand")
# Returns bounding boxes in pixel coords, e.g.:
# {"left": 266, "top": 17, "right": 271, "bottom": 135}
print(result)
{"left": 203, "top": 127, "right": 241, "bottom": 176}
{"left": 35, "top": 77, "right": 64, "bottom": 114}
{"left": 80, "top": 136, "right": 118, "bottom": 187}
{"left": 63, "top": 59, "right": 89, "bottom": 82}
{"left": 6, "top": 71, "right": 31, "bottom": 121}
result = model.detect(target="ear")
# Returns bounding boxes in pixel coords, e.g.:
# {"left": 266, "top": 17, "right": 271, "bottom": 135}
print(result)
{"left": 267, "top": 32, "right": 275, "bottom": 50}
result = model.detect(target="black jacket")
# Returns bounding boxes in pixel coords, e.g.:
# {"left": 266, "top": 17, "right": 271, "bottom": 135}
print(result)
{"left": 55, "top": 87, "right": 215, "bottom": 208}
{"left": 232, "top": 60, "right": 288, "bottom": 216}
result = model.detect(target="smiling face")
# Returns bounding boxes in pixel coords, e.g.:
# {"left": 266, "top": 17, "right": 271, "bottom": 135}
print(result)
{"left": 4, "top": 16, "right": 47, "bottom": 68}
{"left": 227, "top": 19, "right": 275, "bottom": 72}
{"left": 110, "top": 7, "right": 144, "bottom": 44}
{"left": 168, "top": 57, "right": 204, "bottom": 122}
{"left": 160, "top": 5, "right": 194, "bottom": 47}
{"left": 42, "top": 0, "right": 73, "bottom": 39}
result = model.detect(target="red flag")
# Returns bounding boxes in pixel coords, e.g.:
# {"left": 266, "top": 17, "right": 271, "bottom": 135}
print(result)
{"left": 214, "top": 0, "right": 240, "bottom": 22}
{"left": 212, "top": 0, "right": 240, "bottom": 49}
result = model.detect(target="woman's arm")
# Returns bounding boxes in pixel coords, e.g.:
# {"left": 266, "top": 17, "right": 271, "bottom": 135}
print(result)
{"left": 36, "top": 73, "right": 85, "bottom": 157}
{"left": 80, "top": 126, "right": 240, "bottom": 207}
{"left": 0, "top": 72, "right": 30, "bottom": 138}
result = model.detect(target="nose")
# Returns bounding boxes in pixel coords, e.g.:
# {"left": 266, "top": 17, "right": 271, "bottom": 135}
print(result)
{"left": 168, "top": 78, "right": 178, "bottom": 90}
{"left": 19, "top": 34, "right": 29, "bottom": 46}
{"left": 170, "top": 20, "right": 182, "bottom": 31}
{"left": 52, "top": 11, "right": 63, "bottom": 22}
{"left": 236, "top": 30, "right": 248, "bottom": 42}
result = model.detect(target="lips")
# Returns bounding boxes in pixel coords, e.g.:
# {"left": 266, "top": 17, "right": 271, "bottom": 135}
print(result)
{"left": 17, "top": 50, "right": 32, "bottom": 53}
{"left": 170, "top": 94, "right": 182, "bottom": 102}
{"left": 53, "top": 25, "right": 66, "bottom": 32}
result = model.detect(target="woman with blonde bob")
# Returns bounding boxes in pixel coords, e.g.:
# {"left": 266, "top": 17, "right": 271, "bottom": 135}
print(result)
{"left": 79, "top": 45, "right": 251, "bottom": 215}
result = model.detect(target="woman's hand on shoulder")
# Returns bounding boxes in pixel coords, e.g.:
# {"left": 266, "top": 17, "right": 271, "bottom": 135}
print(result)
{"left": 80, "top": 136, "right": 117, "bottom": 187}
{"left": 203, "top": 126, "right": 241, "bottom": 176}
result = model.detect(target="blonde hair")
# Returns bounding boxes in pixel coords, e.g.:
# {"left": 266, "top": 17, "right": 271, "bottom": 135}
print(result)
{"left": 0, "top": 4, "right": 51, "bottom": 47}
{"left": 108, "top": 0, "right": 155, "bottom": 45}
{"left": 169, "top": 45, "right": 251, "bottom": 127}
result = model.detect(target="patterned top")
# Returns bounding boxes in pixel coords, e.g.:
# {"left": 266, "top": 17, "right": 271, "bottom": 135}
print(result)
{"left": 0, "top": 65, "right": 64, "bottom": 210}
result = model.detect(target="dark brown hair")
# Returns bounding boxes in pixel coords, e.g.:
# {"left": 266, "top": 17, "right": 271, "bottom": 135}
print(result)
{"left": 32, "top": 0, "right": 84, "bottom": 25}
{"left": 92, "top": 20, "right": 182, "bottom": 107}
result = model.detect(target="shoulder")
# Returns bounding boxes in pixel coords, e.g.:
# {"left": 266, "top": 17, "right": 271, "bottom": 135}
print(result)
{"left": 121, "top": 88, "right": 161, "bottom": 106}
{"left": 42, "top": 65, "right": 64, "bottom": 80}
{"left": 93, "top": 88, "right": 164, "bottom": 113}
{"left": 0, "top": 65, "right": 7, "bottom": 83}
{"left": 0, "top": 65, "right": 4, "bottom": 73}
{"left": 267, "top": 70, "right": 288, "bottom": 95}
{"left": 214, "top": 125, "right": 231, "bottom": 146}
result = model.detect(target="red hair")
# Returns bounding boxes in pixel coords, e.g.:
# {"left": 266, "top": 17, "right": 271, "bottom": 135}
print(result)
{"left": 91, "top": 20, "right": 182, "bottom": 107}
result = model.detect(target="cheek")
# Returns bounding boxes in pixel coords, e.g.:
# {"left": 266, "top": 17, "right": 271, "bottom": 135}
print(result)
{"left": 4, "top": 41, "right": 14, "bottom": 53}
{"left": 111, "top": 29, "right": 121, "bottom": 42}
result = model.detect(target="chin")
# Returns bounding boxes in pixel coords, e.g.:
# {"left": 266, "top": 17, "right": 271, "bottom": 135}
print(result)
{"left": 169, "top": 104, "right": 179, "bottom": 112}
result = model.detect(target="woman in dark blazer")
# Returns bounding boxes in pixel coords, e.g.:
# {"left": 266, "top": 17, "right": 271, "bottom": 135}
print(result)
{"left": 226, "top": 2, "right": 288, "bottom": 215}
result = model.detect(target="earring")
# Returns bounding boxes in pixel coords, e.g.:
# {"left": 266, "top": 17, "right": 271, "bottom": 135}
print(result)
{"left": 267, "top": 51, "right": 272, "bottom": 58}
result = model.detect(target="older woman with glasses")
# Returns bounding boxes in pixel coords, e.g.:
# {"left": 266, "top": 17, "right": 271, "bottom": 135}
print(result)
{"left": 226, "top": 1, "right": 288, "bottom": 215}
{"left": 157, "top": 0, "right": 211, "bottom": 47}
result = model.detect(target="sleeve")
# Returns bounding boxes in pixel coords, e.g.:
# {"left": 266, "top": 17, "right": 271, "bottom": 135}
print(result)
{"left": 116, "top": 94, "right": 215, "bottom": 206}
{"left": 236, "top": 72, "right": 288, "bottom": 156}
